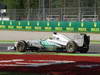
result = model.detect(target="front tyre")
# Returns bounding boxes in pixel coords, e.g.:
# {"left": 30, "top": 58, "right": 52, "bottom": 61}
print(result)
{"left": 16, "top": 40, "right": 27, "bottom": 52}
{"left": 66, "top": 41, "right": 77, "bottom": 53}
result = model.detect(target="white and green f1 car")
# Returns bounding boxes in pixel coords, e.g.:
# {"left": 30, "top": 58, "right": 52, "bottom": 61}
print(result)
{"left": 14, "top": 32, "right": 90, "bottom": 53}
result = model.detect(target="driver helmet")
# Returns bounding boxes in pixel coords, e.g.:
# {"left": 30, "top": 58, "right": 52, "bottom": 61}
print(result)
{"left": 53, "top": 32, "right": 57, "bottom": 35}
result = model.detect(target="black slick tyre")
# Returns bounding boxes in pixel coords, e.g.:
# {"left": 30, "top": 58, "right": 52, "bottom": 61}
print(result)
{"left": 66, "top": 41, "right": 77, "bottom": 53}
{"left": 16, "top": 40, "right": 27, "bottom": 52}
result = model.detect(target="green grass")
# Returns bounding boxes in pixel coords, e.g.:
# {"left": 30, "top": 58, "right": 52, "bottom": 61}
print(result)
{"left": 91, "top": 40, "right": 100, "bottom": 44}
{"left": 0, "top": 40, "right": 16, "bottom": 42}
{"left": 0, "top": 52, "right": 25, "bottom": 54}
{"left": 0, "top": 52, "right": 100, "bottom": 57}
{"left": 54, "top": 53, "right": 100, "bottom": 57}
{"left": 0, "top": 40, "right": 16, "bottom": 44}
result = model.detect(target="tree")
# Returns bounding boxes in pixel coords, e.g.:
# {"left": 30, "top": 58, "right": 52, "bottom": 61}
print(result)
{"left": 52, "top": 0, "right": 64, "bottom": 8}
{"left": 0, "top": 0, "right": 39, "bottom": 9}
{"left": 4, "top": 0, "right": 16, "bottom": 9}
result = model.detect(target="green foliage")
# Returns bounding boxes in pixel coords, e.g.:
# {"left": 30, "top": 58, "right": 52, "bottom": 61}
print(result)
{"left": 4, "top": 0, "right": 16, "bottom": 9}
{"left": 0, "top": 0, "right": 65, "bottom": 9}
{"left": 16, "top": 0, "right": 25, "bottom": 9}
{"left": 0, "top": 0, "right": 39, "bottom": 9}
{"left": 1, "top": 0, "right": 99, "bottom": 9}
{"left": 30, "top": 0, "right": 39, "bottom": 8}
{"left": 52, "top": 0, "right": 64, "bottom": 8}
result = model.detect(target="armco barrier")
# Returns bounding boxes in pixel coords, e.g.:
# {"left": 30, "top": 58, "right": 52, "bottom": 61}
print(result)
{"left": 0, "top": 21, "right": 100, "bottom": 33}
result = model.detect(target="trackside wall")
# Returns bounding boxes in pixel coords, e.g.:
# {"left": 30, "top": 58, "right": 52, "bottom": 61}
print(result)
{"left": 0, "top": 21, "right": 100, "bottom": 33}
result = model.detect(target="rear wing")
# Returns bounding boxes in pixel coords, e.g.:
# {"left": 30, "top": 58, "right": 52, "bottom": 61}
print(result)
{"left": 73, "top": 34, "right": 90, "bottom": 47}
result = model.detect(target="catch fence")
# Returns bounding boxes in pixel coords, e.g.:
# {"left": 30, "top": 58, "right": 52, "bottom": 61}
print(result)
{"left": 0, "top": 7, "right": 100, "bottom": 21}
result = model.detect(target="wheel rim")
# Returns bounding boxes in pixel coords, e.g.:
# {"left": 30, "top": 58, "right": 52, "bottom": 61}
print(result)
{"left": 17, "top": 42, "right": 25, "bottom": 52}
{"left": 67, "top": 44, "right": 75, "bottom": 52}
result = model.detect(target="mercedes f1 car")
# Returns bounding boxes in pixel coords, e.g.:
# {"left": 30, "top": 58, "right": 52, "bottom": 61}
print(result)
{"left": 14, "top": 32, "right": 90, "bottom": 53}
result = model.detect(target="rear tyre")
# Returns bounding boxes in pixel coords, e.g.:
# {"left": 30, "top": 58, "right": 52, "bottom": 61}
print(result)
{"left": 16, "top": 40, "right": 27, "bottom": 52}
{"left": 80, "top": 48, "right": 88, "bottom": 53}
{"left": 66, "top": 41, "right": 77, "bottom": 53}
{"left": 79, "top": 45, "right": 89, "bottom": 53}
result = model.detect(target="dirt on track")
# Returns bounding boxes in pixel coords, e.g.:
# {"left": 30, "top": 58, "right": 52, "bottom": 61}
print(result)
{"left": 0, "top": 54, "right": 100, "bottom": 75}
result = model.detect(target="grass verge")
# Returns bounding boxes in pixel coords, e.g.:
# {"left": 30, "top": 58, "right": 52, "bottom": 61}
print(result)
{"left": 0, "top": 52, "right": 100, "bottom": 57}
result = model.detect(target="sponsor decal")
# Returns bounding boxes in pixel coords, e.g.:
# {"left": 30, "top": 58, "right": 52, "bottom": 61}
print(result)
{"left": 16, "top": 26, "right": 22, "bottom": 29}
{"left": 0, "top": 59, "right": 76, "bottom": 67}
{"left": 25, "top": 26, "right": 32, "bottom": 29}
{"left": 66, "top": 27, "right": 74, "bottom": 31}
{"left": 34, "top": 27, "right": 41, "bottom": 30}
{"left": 78, "top": 28, "right": 87, "bottom": 32}
{"left": 91, "top": 28, "right": 100, "bottom": 32}
{"left": 45, "top": 27, "right": 51, "bottom": 30}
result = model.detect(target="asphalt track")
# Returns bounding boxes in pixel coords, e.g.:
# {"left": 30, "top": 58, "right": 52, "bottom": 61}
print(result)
{"left": 0, "top": 43, "right": 100, "bottom": 54}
